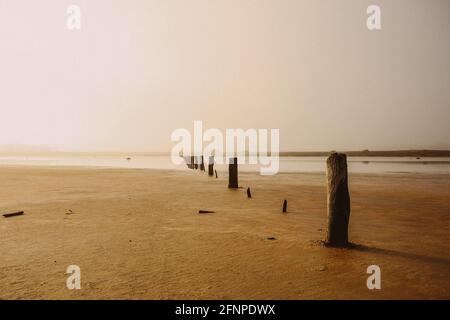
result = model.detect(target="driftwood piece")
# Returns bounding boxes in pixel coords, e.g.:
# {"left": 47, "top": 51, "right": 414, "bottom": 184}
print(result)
{"left": 3, "top": 211, "right": 24, "bottom": 218}
{"left": 325, "top": 152, "right": 351, "bottom": 247}
{"left": 228, "top": 157, "right": 238, "bottom": 188}
{"left": 198, "top": 210, "right": 215, "bottom": 214}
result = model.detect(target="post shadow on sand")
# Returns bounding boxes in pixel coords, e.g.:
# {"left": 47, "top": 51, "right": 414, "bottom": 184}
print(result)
{"left": 343, "top": 243, "right": 450, "bottom": 267}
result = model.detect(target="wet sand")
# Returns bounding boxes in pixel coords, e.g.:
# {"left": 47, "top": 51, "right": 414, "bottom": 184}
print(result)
{"left": 0, "top": 166, "right": 449, "bottom": 299}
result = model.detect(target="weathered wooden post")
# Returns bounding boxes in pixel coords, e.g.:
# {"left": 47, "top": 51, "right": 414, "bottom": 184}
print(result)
{"left": 208, "top": 156, "right": 214, "bottom": 176}
{"left": 183, "top": 156, "right": 190, "bottom": 169}
{"left": 194, "top": 156, "right": 199, "bottom": 170}
{"left": 228, "top": 157, "right": 238, "bottom": 188}
{"left": 200, "top": 155, "right": 205, "bottom": 171}
{"left": 326, "top": 152, "right": 351, "bottom": 247}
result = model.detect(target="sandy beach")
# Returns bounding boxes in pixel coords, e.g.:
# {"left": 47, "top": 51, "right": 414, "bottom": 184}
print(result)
{"left": 0, "top": 165, "right": 449, "bottom": 299}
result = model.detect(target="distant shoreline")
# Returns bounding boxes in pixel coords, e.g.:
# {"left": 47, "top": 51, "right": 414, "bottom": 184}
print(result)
{"left": 0, "top": 150, "right": 449, "bottom": 157}
{"left": 280, "top": 150, "right": 450, "bottom": 157}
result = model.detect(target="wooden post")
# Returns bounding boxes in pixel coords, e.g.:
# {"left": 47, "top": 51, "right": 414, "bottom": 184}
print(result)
{"left": 200, "top": 155, "right": 205, "bottom": 171}
{"left": 228, "top": 157, "right": 238, "bottom": 188}
{"left": 183, "top": 156, "right": 189, "bottom": 169}
{"left": 208, "top": 156, "right": 214, "bottom": 176}
{"left": 326, "top": 152, "right": 351, "bottom": 247}
{"left": 282, "top": 200, "right": 287, "bottom": 213}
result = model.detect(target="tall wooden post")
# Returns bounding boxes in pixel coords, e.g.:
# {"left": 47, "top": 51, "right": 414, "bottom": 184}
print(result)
{"left": 228, "top": 157, "right": 238, "bottom": 188}
{"left": 326, "top": 152, "right": 351, "bottom": 247}
{"left": 208, "top": 156, "right": 214, "bottom": 176}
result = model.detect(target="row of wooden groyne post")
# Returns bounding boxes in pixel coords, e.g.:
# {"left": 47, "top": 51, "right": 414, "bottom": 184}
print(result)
{"left": 184, "top": 155, "right": 217, "bottom": 178}
{"left": 183, "top": 152, "right": 351, "bottom": 248}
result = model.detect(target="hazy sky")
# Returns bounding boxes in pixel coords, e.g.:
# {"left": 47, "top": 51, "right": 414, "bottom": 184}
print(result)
{"left": 1, "top": 0, "right": 449, "bottom": 152}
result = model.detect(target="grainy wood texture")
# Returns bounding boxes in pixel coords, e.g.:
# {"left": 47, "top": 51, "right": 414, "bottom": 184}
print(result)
{"left": 326, "top": 152, "right": 351, "bottom": 247}
{"left": 228, "top": 157, "right": 238, "bottom": 188}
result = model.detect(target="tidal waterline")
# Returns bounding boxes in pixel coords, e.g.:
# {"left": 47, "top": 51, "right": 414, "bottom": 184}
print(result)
{"left": 0, "top": 155, "right": 449, "bottom": 174}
